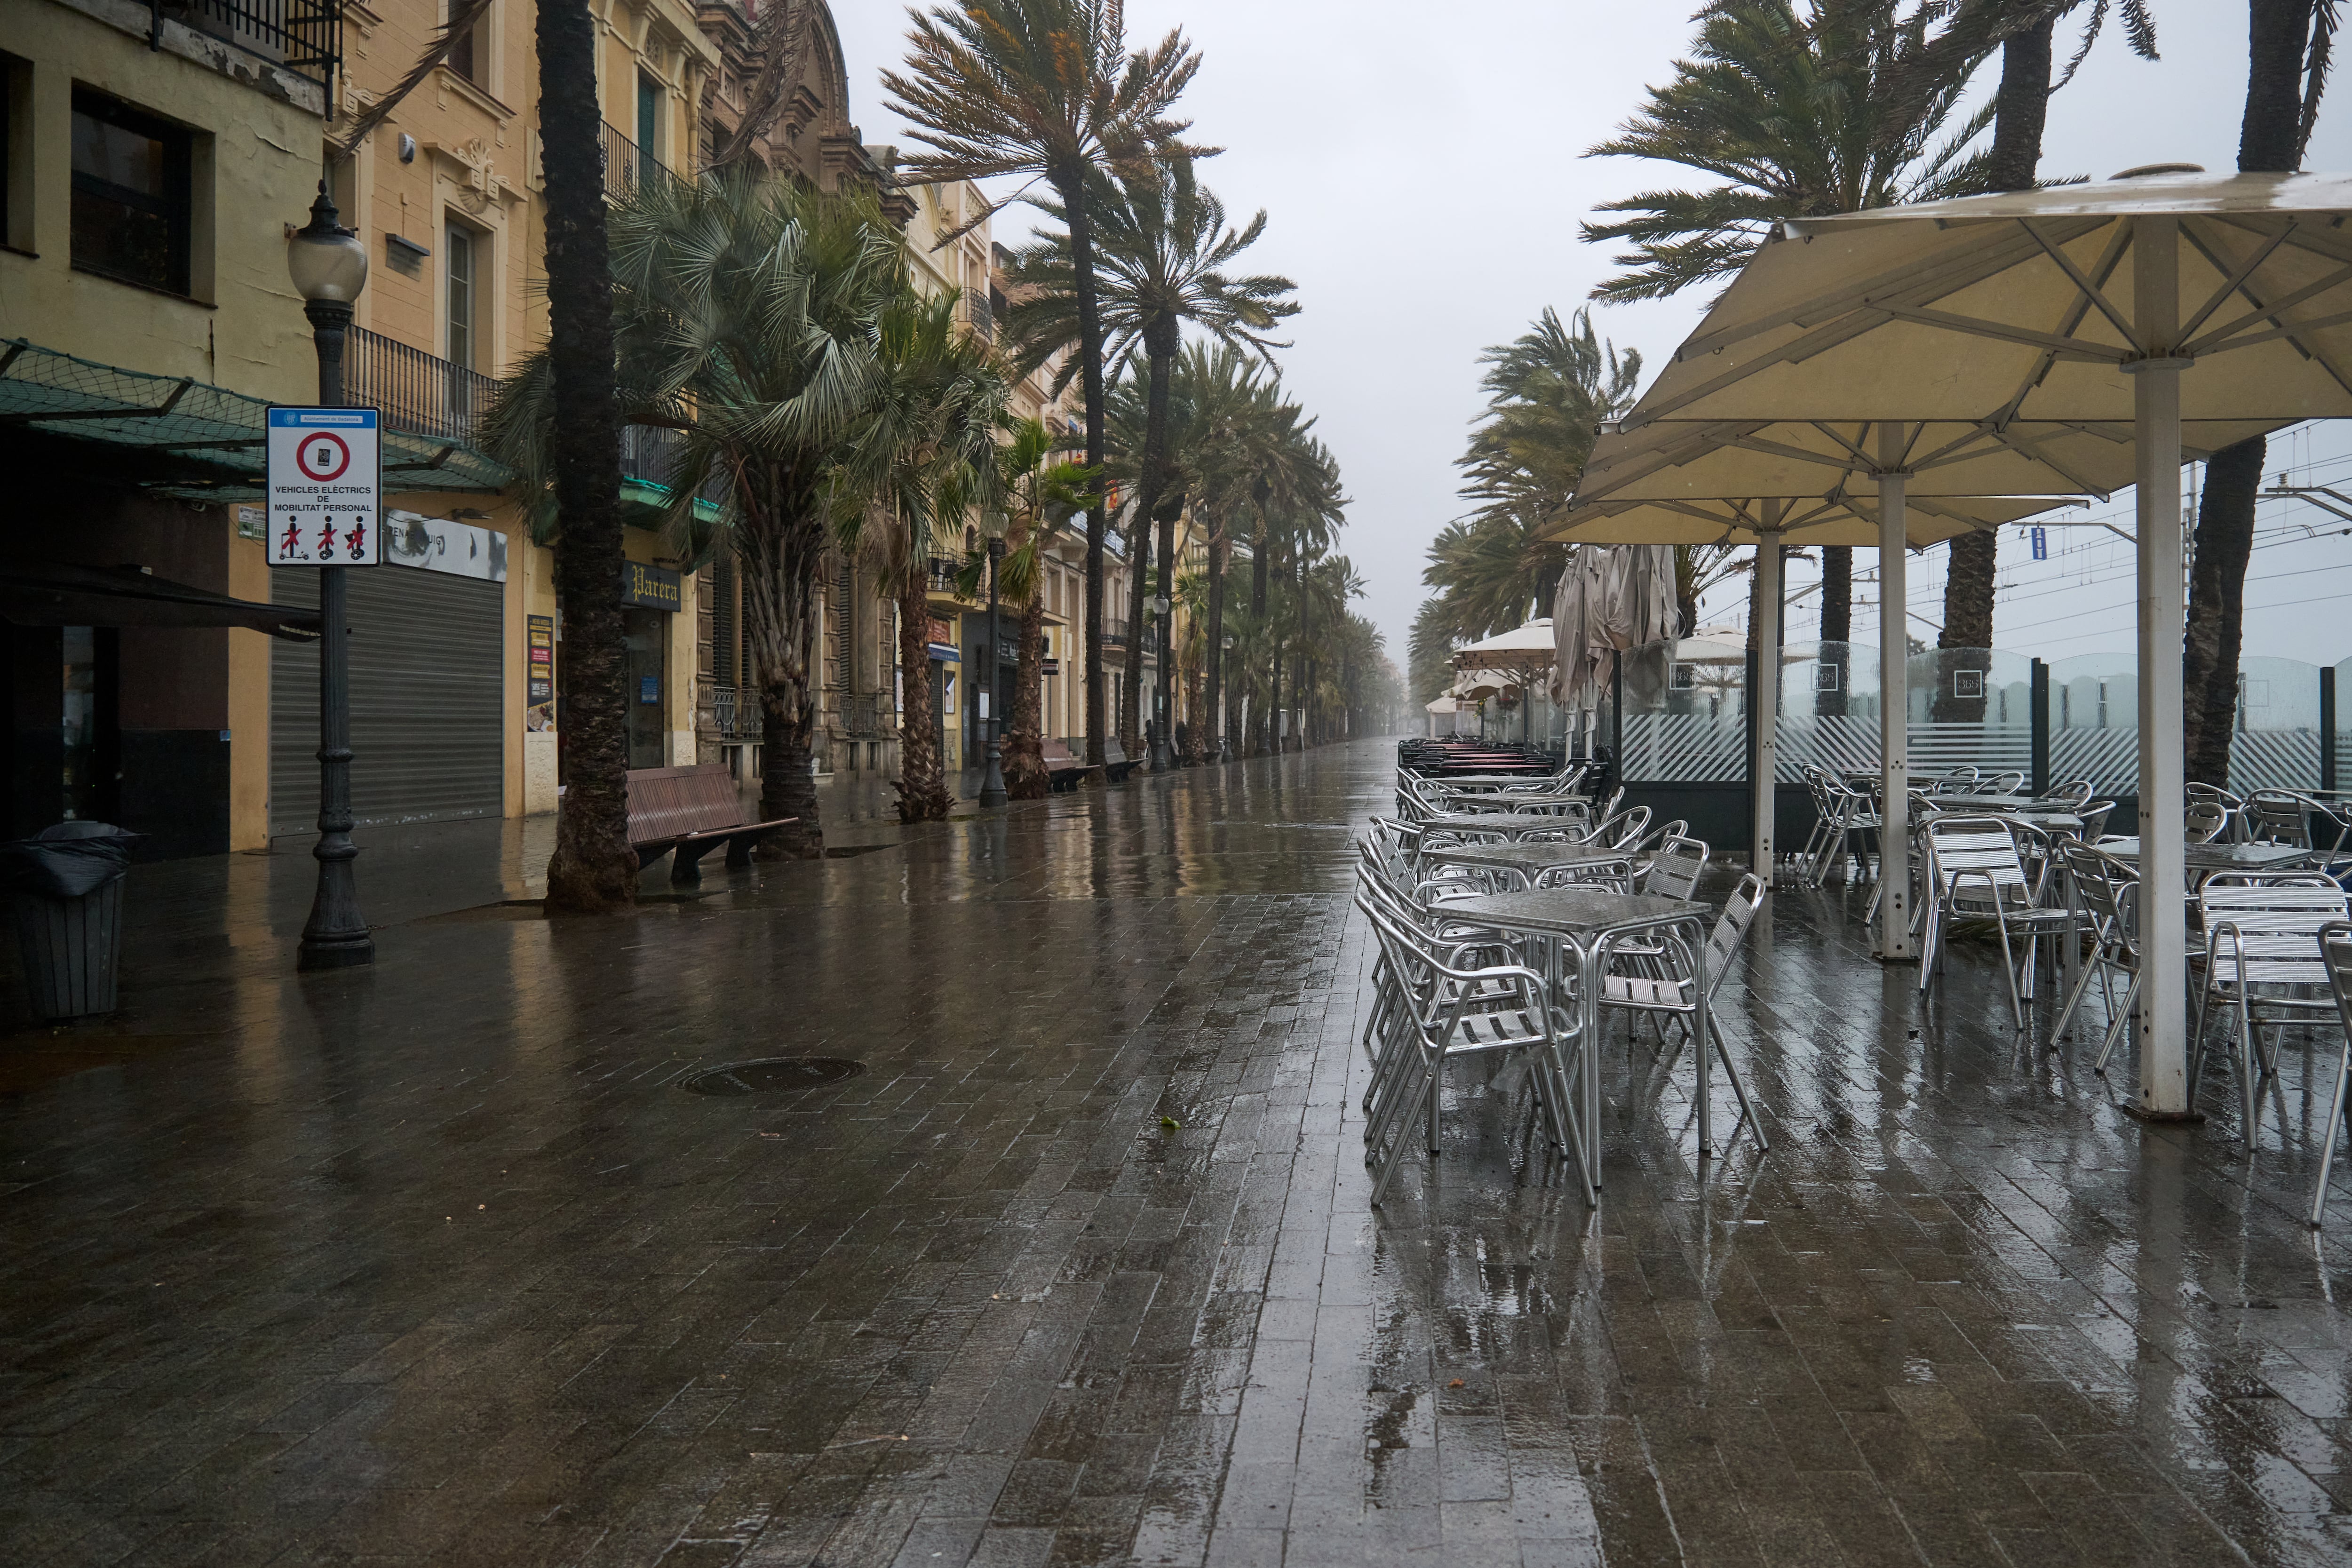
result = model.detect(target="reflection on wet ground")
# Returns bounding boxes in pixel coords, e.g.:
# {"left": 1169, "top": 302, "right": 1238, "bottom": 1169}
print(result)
{"left": 5, "top": 740, "right": 2352, "bottom": 1565}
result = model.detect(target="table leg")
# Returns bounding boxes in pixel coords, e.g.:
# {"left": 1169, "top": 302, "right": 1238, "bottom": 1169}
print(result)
{"left": 1579, "top": 934, "right": 1604, "bottom": 1196}
{"left": 1546, "top": 933, "right": 1597, "bottom": 1208}
{"left": 1692, "top": 917, "right": 1713, "bottom": 1161}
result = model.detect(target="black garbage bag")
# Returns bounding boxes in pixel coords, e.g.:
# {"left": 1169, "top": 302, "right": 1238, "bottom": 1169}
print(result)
{"left": 0, "top": 822, "right": 141, "bottom": 899}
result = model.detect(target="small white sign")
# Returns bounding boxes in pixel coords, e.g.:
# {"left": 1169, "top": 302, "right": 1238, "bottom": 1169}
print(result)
{"left": 267, "top": 406, "right": 382, "bottom": 566}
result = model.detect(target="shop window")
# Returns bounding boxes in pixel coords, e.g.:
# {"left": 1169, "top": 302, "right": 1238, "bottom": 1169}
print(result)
{"left": 70, "top": 88, "right": 193, "bottom": 295}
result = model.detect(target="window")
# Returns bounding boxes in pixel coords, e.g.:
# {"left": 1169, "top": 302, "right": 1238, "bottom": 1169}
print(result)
{"left": 636, "top": 72, "right": 661, "bottom": 160}
{"left": 445, "top": 3, "right": 488, "bottom": 87}
{"left": 445, "top": 221, "right": 476, "bottom": 368}
{"left": 70, "top": 89, "right": 192, "bottom": 295}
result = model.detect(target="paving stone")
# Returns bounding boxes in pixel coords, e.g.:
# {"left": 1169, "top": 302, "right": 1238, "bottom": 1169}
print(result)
{"left": 8, "top": 743, "right": 2352, "bottom": 1564}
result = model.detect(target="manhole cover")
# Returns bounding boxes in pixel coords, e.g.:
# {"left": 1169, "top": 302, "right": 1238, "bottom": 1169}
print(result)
{"left": 677, "top": 1058, "right": 866, "bottom": 1096}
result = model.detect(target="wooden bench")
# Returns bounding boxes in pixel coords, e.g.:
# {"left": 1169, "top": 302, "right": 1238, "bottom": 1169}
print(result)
{"left": 1041, "top": 739, "right": 1089, "bottom": 792}
{"left": 626, "top": 764, "right": 794, "bottom": 884}
{"left": 1103, "top": 742, "right": 1137, "bottom": 783}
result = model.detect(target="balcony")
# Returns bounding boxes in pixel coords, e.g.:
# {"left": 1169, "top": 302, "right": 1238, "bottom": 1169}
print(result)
{"left": 602, "top": 121, "right": 681, "bottom": 199}
{"left": 710, "top": 685, "right": 762, "bottom": 741}
{"left": 346, "top": 326, "right": 501, "bottom": 445}
{"left": 154, "top": 0, "right": 341, "bottom": 89}
{"left": 927, "top": 555, "right": 968, "bottom": 596}
{"left": 961, "top": 291, "right": 993, "bottom": 342}
{"left": 620, "top": 422, "right": 682, "bottom": 486}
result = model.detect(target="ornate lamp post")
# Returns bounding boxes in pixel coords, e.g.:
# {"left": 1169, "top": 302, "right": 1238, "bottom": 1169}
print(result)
{"left": 978, "top": 533, "right": 1008, "bottom": 808}
{"left": 1217, "top": 632, "right": 1234, "bottom": 764}
{"left": 286, "top": 181, "right": 374, "bottom": 971}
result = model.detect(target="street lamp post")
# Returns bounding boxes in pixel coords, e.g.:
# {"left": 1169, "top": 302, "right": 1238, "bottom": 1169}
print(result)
{"left": 978, "top": 535, "right": 1008, "bottom": 808}
{"left": 1217, "top": 632, "right": 1234, "bottom": 764}
{"left": 287, "top": 180, "right": 374, "bottom": 971}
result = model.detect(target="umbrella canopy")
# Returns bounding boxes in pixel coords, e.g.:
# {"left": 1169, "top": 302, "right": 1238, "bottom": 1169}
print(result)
{"left": 1619, "top": 169, "right": 2352, "bottom": 430}
{"left": 1576, "top": 413, "right": 2283, "bottom": 505}
{"left": 1541, "top": 491, "right": 2078, "bottom": 547}
{"left": 1549, "top": 546, "right": 1678, "bottom": 706}
{"left": 1609, "top": 166, "right": 2352, "bottom": 1118}
{"left": 1452, "top": 617, "right": 1557, "bottom": 675}
{"left": 1424, "top": 696, "right": 1458, "bottom": 714}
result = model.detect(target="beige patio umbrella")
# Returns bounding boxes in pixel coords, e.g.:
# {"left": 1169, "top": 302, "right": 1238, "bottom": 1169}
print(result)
{"left": 1599, "top": 166, "right": 2352, "bottom": 1118}
{"left": 1543, "top": 491, "right": 2078, "bottom": 902}
{"left": 1454, "top": 619, "right": 1556, "bottom": 743}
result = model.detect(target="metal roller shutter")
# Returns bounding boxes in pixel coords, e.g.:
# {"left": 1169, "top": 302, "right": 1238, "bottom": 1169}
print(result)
{"left": 270, "top": 568, "right": 504, "bottom": 836}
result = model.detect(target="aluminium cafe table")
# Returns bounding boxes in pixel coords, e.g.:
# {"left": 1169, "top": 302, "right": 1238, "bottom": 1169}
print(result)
{"left": 1422, "top": 841, "right": 1636, "bottom": 890}
{"left": 1417, "top": 812, "right": 1593, "bottom": 842}
{"left": 1440, "top": 887, "right": 1712, "bottom": 1205}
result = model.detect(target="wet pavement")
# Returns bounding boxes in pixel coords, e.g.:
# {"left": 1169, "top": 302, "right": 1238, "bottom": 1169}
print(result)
{"left": 6, "top": 740, "right": 2352, "bottom": 1565}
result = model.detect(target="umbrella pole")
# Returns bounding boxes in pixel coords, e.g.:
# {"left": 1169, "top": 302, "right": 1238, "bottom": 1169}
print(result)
{"left": 1877, "top": 433, "right": 1915, "bottom": 960}
{"left": 1752, "top": 516, "right": 1783, "bottom": 889}
{"left": 2130, "top": 215, "right": 2193, "bottom": 1119}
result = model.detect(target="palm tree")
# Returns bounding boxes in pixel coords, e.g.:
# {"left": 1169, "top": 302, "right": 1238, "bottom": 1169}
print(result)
{"left": 829, "top": 292, "right": 1009, "bottom": 823}
{"left": 2185, "top": 0, "right": 2339, "bottom": 785}
{"left": 1002, "top": 153, "right": 1298, "bottom": 768}
{"left": 1583, "top": 0, "right": 1998, "bottom": 667}
{"left": 992, "top": 420, "right": 1095, "bottom": 798}
{"left": 490, "top": 169, "right": 905, "bottom": 858}
{"left": 883, "top": 0, "right": 1207, "bottom": 778}
{"left": 531, "top": 0, "right": 632, "bottom": 911}
{"left": 1905, "top": 1, "right": 2158, "bottom": 715}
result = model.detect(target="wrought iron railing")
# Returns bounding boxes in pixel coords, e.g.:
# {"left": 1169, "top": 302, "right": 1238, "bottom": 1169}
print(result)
{"left": 711, "top": 685, "right": 762, "bottom": 741}
{"left": 345, "top": 326, "right": 501, "bottom": 445}
{"left": 601, "top": 121, "right": 679, "bottom": 199}
{"left": 152, "top": 0, "right": 341, "bottom": 90}
{"left": 927, "top": 555, "right": 966, "bottom": 595}
{"left": 620, "top": 422, "right": 680, "bottom": 486}
{"left": 962, "top": 291, "right": 993, "bottom": 342}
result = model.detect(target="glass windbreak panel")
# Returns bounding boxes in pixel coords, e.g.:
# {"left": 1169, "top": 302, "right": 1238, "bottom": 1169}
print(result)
{"left": 2336, "top": 657, "right": 2352, "bottom": 793}
{"left": 2049, "top": 650, "right": 2138, "bottom": 798}
{"left": 1776, "top": 640, "right": 1881, "bottom": 780}
{"left": 2231, "top": 657, "right": 2321, "bottom": 794}
{"left": 1905, "top": 647, "right": 2033, "bottom": 784}
{"left": 1620, "top": 637, "right": 1747, "bottom": 782}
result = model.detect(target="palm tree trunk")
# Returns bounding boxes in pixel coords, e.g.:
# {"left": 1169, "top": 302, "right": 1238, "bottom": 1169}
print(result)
{"left": 536, "top": 0, "right": 633, "bottom": 912}
{"left": 894, "top": 575, "right": 950, "bottom": 821}
{"left": 1121, "top": 508, "right": 1151, "bottom": 760}
{"left": 2187, "top": 0, "right": 2319, "bottom": 788}
{"left": 742, "top": 507, "right": 825, "bottom": 857}
{"left": 1005, "top": 591, "right": 1049, "bottom": 799}
{"left": 1059, "top": 167, "right": 1111, "bottom": 780}
{"left": 1205, "top": 519, "right": 1227, "bottom": 762}
{"left": 1820, "top": 544, "right": 1851, "bottom": 718}
{"left": 1933, "top": 11, "right": 2058, "bottom": 716}
{"left": 2186, "top": 441, "right": 2263, "bottom": 785}
{"left": 1247, "top": 520, "right": 1270, "bottom": 755}
{"left": 1143, "top": 329, "right": 1179, "bottom": 770}
{"left": 1932, "top": 532, "right": 1996, "bottom": 723}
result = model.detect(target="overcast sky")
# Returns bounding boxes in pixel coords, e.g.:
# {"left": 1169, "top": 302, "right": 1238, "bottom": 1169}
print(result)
{"left": 830, "top": 2, "right": 2352, "bottom": 671}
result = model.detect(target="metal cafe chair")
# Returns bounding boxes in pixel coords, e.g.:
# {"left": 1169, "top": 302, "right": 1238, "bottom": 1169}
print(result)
{"left": 2050, "top": 778, "right": 2096, "bottom": 809}
{"left": 1983, "top": 770, "right": 2028, "bottom": 795}
{"left": 2048, "top": 842, "right": 2140, "bottom": 1068}
{"left": 1597, "top": 872, "right": 1770, "bottom": 1154}
{"left": 1809, "top": 772, "right": 1882, "bottom": 889}
{"left": 1931, "top": 766, "right": 1980, "bottom": 795}
{"left": 2244, "top": 789, "right": 2317, "bottom": 849}
{"left": 1920, "top": 816, "right": 2072, "bottom": 1027}
{"left": 1354, "top": 895, "right": 1580, "bottom": 1206}
{"left": 2190, "top": 874, "right": 2350, "bottom": 1139}
{"left": 2306, "top": 923, "right": 2352, "bottom": 1228}
{"left": 2186, "top": 800, "right": 2233, "bottom": 844}
{"left": 1354, "top": 853, "right": 1526, "bottom": 1084}
{"left": 2187, "top": 781, "right": 2248, "bottom": 841}
{"left": 1797, "top": 764, "right": 1841, "bottom": 876}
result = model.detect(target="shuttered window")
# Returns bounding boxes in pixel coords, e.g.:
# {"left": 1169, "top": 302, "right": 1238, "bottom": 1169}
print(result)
{"left": 269, "top": 568, "right": 504, "bottom": 836}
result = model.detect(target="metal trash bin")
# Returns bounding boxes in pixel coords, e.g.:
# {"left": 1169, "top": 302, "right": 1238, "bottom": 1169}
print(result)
{"left": 3, "top": 823, "right": 140, "bottom": 1021}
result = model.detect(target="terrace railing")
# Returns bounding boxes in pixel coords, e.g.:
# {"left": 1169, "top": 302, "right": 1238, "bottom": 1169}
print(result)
{"left": 345, "top": 326, "right": 501, "bottom": 446}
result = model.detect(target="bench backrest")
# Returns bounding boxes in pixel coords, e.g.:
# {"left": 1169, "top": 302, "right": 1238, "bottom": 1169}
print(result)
{"left": 627, "top": 765, "right": 748, "bottom": 843}
{"left": 1041, "top": 739, "right": 1081, "bottom": 766}
{"left": 1104, "top": 742, "right": 1129, "bottom": 765}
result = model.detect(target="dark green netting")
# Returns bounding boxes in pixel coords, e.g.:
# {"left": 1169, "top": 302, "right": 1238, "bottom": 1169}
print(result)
{"left": 0, "top": 339, "right": 509, "bottom": 500}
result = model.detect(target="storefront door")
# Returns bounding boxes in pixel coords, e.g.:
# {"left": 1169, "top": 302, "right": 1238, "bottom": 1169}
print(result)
{"left": 623, "top": 606, "right": 667, "bottom": 770}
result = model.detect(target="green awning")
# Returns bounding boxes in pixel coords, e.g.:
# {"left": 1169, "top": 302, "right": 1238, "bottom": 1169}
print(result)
{"left": 0, "top": 339, "right": 511, "bottom": 500}
{"left": 620, "top": 476, "right": 726, "bottom": 529}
